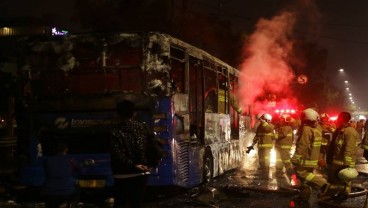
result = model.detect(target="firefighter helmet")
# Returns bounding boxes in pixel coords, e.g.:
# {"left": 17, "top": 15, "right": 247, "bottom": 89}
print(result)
{"left": 280, "top": 113, "right": 291, "bottom": 122}
{"left": 301, "top": 108, "right": 319, "bottom": 121}
{"left": 337, "top": 168, "right": 359, "bottom": 182}
{"left": 261, "top": 113, "right": 272, "bottom": 122}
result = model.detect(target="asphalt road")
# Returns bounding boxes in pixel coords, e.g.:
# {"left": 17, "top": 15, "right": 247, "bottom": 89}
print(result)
{"left": 1, "top": 150, "right": 368, "bottom": 208}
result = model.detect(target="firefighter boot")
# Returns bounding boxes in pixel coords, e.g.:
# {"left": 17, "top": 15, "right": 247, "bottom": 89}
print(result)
{"left": 292, "top": 186, "right": 311, "bottom": 207}
{"left": 318, "top": 183, "right": 331, "bottom": 199}
{"left": 331, "top": 185, "right": 350, "bottom": 202}
{"left": 318, "top": 183, "right": 347, "bottom": 201}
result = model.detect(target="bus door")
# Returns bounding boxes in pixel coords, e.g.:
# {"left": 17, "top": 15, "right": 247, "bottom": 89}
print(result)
{"left": 183, "top": 56, "right": 205, "bottom": 186}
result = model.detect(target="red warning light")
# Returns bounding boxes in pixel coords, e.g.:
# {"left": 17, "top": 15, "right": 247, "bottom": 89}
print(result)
{"left": 289, "top": 200, "right": 296, "bottom": 208}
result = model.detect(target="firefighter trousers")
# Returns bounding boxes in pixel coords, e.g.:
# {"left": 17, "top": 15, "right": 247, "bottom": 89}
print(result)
{"left": 295, "top": 167, "right": 328, "bottom": 201}
{"left": 258, "top": 147, "right": 271, "bottom": 169}
{"left": 327, "top": 164, "right": 351, "bottom": 194}
{"left": 275, "top": 147, "right": 292, "bottom": 172}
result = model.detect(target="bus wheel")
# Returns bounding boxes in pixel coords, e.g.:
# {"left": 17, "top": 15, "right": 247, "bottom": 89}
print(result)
{"left": 203, "top": 149, "right": 213, "bottom": 183}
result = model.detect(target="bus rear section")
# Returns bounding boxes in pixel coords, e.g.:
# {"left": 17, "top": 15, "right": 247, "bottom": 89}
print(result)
{"left": 15, "top": 32, "right": 251, "bottom": 193}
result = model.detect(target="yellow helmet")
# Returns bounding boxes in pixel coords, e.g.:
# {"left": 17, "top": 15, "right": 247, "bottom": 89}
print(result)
{"left": 337, "top": 168, "right": 359, "bottom": 182}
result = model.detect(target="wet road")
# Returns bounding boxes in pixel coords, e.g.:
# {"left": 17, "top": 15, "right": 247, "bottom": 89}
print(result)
{"left": 1, "top": 151, "right": 368, "bottom": 208}
{"left": 144, "top": 149, "right": 368, "bottom": 208}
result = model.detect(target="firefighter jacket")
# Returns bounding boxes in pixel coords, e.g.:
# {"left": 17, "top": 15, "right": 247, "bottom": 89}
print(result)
{"left": 253, "top": 121, "right": 274, "bottom": 149}
{"left": 318, "top": 121, "right": 336, "bottom": 146}
{"left": 274, "top": 124, "right": 293, "bottom": 150}
{"left": 361, "top": 129, "right": 368, "bottom": 151}
{"left": 330, "top": 125, "right": 359, "bottom": 168}
{"left": 291, "top": 124, "right": 322, "bottom": 168}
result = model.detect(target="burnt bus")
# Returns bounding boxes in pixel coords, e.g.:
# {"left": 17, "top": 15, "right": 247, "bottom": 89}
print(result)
{"left": 16, "top": 32, "right": 253, "bottom": 194}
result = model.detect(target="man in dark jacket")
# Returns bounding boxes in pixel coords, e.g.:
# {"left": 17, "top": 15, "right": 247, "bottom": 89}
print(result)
{"left": 110, "top": 100, "right": 151, "bottom": 208}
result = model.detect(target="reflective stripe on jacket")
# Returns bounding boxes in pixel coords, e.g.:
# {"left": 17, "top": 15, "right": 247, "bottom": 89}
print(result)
{"left": 331, "top": 126, "right": 359, "bottom": 167}
{"left": 292, "top": 124, "right": 322, "bottom": 168}
{"left": 254, "top": 121, "right": 274, "bottom": 149}
{"left": 275, "top": 125, "right": 293, "bottom": 150}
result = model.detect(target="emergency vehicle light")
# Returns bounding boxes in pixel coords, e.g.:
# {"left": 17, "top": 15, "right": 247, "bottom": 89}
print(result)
{"left": 330, "top": 116, "right": 338, "bottom": 121}
{"left": 275, "top": 109, "right": 296, "bottom": 114}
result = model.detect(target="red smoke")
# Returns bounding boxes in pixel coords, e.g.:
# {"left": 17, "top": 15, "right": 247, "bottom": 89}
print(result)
{"left": 238, "top": 0, "right": 321, "bottom": 115}
{"left": 238, "top": 11, "right": 297, "bottom": 115}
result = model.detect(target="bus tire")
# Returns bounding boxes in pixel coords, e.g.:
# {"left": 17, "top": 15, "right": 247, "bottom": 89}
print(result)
{"left": 203, "top": 149, "right": 213, "bottom": 183}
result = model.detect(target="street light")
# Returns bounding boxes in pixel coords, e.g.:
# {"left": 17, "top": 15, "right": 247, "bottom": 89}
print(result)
{"left": 339, "top": 68, "right": 344, "bottom": 72}
{"left": 344, "top": 80, "right": 348, "bottom": 84}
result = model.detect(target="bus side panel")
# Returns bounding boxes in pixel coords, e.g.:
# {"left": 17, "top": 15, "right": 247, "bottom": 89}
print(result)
{"left": 204, "top": 113, "right": 231, "bottom": 177}
{"left": 187, "top": 145, "right": 204, "bottom": 187}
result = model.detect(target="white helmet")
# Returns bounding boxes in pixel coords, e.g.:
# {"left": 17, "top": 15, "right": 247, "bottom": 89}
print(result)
{"left": 337, "top": 168, "right": 359, "bottom": 182}
{"left": 301, "top": 108, "right": 319, "bottom": 121}
{"left": 261, "top": 113, "right": 272, "bottom": 122}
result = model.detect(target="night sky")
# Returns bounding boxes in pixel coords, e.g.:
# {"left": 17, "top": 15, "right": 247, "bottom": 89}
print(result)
{"left": 1, "top": 0, "right": 368, "bottom": 111}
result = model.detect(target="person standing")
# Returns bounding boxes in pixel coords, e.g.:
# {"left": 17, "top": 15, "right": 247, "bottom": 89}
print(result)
{"left": 251, "top": 113, "right": 274, "bottom": 177}
{"left": 274, "top": 113, "right": 294, "bottom": 177}
{"left": 325, "top": 112, "right": 359, "bottom": 200}
{"left": 291, "top": 108, "right": 329, "bottom": 207}
{"left": 356, "top": 119, "right": 365, "bottom": 141}
{"left": 110, "top": 100, "right": 152, "bottom": 208}
{"left": 317, "top": 113, "right": 336, "bottom": 169}
{"left": 361, "top": 120, "right": 368, "bottom": 161}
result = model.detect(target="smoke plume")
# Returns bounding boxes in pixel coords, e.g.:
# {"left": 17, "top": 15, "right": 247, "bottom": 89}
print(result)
{"left": 238, "top": 0, "right": 320, "bottom": 114}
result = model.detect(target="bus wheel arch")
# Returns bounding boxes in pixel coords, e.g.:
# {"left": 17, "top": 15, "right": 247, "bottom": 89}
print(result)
{"left": 203, "top": 147, "right": 214, "bottom": 183}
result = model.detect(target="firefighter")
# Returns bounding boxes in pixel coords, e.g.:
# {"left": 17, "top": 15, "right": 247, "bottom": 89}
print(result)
{"left": 356, "top": 119, "right": 365, "bottom": 140}
{"left": 317, "top": 113, "right": 336, "bottom": 169}
{"left": 250, "top": 113, "right": 275, "bottom": 176}
{"left": 274, "top": 113, "right": 294, "bottom": 177}
{"left": 325, "top": 112, "right": 359, "bottom": 200}
{"left": 291, "top": 108, "right": 329, "bottom": 206}
{"left": 361, "top": 122, "right": 368, "bottom": 161}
